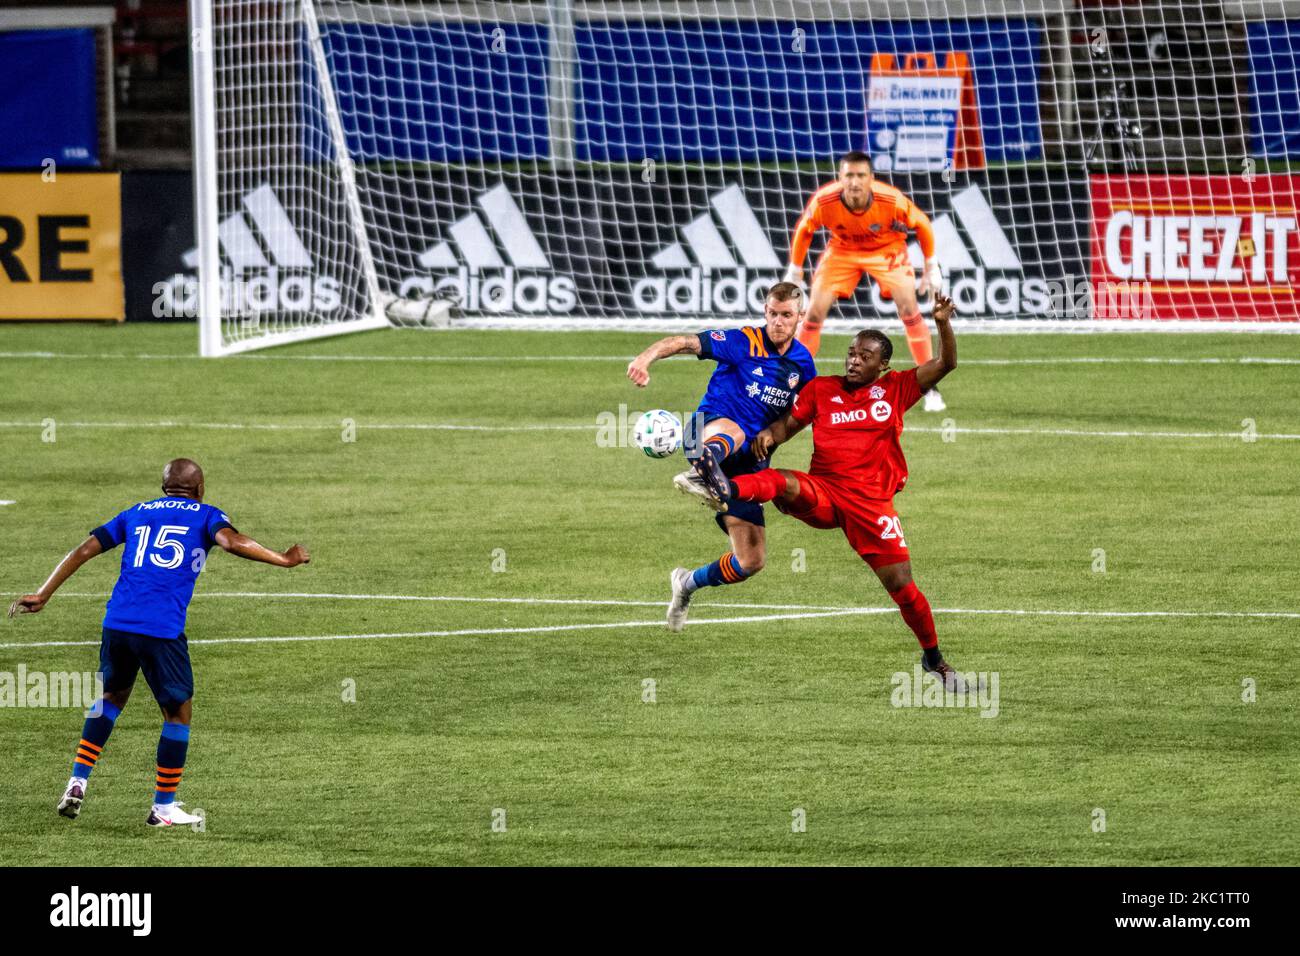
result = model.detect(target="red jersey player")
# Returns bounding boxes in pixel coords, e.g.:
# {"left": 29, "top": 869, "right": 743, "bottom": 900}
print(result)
{"left": 691, "top": 294, "right": 965, "bottom": 686}
{"left": 784, "top": 150, "right": 947, "bottom": 412}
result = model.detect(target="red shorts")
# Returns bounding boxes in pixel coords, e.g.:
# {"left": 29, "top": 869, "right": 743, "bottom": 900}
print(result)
{"left": 810, "top": 244, "right": 915, "bottom": 301}
{"left": 772, "top": 471, "right": 910, "bottom": 569}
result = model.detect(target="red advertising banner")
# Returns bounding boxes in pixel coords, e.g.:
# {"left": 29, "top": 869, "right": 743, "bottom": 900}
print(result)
{"left": 1090, "top": 174, "right": 1300, "bottom": 321}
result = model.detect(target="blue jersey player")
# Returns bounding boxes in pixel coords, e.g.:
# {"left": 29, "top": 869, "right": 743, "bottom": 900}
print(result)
{"left": 627, "top": 282, "right": 817, "bottom": 631}
{"left": 8, "top": 459, "right": 309, "bottom": 827}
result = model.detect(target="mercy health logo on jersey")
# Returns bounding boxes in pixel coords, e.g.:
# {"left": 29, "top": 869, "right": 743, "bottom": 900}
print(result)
{"left": 155, "top": 184, "right": 341, "bottom": 317}
{"left": 633, "top": 184, "right": 782, "bottom": 314}
{"left": 402, "top": 184, "right": 576, "bottom": 314}
{"left": 1090, "top": 174, "right": 1300, "bottom": 321}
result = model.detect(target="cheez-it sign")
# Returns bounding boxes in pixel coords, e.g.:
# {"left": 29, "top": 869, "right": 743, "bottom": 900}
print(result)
{"left": 1090, "top": 174, "right": 1299, "bottom": 322}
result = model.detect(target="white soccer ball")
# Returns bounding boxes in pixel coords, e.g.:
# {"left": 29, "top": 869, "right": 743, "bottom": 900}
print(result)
{"left": 633, "top": 409, "right": 683, "bottom": 458}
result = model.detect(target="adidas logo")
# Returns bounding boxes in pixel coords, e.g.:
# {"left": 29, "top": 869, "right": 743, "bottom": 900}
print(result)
{"left": 633, "top": 183, "right": 782, "bottom": 314}
{"left": 401, "top": 183, "right": 576, "bottom": 314}
{"left": 751, "top": 366, "right": 764, "bottom": 376}
{"left": 158, "top": 184, "right": 341, "bottom": 317}
{"left": 891, "top": 185, "right": 1053, "bottom": 317}
{"left": 831, "top": 395, "right": 844, "bottom": 404}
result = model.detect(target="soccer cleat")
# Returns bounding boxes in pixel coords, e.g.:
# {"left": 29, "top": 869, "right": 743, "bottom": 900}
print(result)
{"left": 922, "top": 389, "right": 946, "bottom": 412}
{"left": 922, "top": 655, "right": 969, "bottom": 694}
{"left": 673, "top": 470, "right": 726, "bottom": 513}
{"left": 691, "top": 443, "right": 733, "bottom": 505}
{"left": 667, "top": 567, "right": 693, "bottom": 633}
{"left": 146, "top": 802, "right": 203, "bottom": 828}
{"left": 57, "top": 778, "right": 85, "bottom": 820}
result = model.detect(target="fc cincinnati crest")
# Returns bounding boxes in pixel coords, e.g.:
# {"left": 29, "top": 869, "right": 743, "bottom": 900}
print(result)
{"left": 869, "top": 385, "right": 885, "bottom": 399}
{"left": 710, "top": 330, "right": 726, "bottom": 341}
{"left": 787, "top": 372, "right": 800, "bottom": 389}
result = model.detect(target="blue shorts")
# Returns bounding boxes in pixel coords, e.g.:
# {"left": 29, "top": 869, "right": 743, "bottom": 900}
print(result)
{"left": 100, "top": 627, "right": 194, "bottom": 710}
{"left": 686, "top": 412, "right": 768, "bottom": 533}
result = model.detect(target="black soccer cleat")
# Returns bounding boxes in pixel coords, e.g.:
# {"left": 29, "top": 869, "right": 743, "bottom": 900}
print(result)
{"left": 921, "top": 655, "right": 970, "bottom": 694}
{"left": 691, "top": 442, "right": 733, "bottom": 504}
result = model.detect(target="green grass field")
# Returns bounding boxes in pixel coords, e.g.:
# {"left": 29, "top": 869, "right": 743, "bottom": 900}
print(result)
{"left": 0, "top": 322, "right": 1296, "bottom": 866}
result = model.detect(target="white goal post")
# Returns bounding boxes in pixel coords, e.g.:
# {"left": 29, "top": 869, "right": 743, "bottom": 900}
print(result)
{"left": 189, "top": 0, "right": 1300, "bottom": 355}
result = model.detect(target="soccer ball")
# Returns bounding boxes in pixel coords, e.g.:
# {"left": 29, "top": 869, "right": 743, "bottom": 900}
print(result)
{"left": 633, "top": 409, "right": 683, "bottom": 458}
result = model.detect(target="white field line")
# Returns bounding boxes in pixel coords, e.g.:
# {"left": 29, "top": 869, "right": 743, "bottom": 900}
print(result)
{"left": 0, "top": 608, "right": 879, "bottom": 650}
{"left": 48, "top": 590, "right": 1300, "bottom": 620}
{"left": 55, "top": 591, "right": 854, "bottom": 612}
{"left": 0, "top": 420, "right": 592, "bottom": 433}
{"left": 2, "top": 593, "right": 1295, "bottom": 651}
{"left": 0, "top": 418, "right": 1295, "bottom": 440}
{"left": 3, "top": 350, "right": 1300, "bottom": 366}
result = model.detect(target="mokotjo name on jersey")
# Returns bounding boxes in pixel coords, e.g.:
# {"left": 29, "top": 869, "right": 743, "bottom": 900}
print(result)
{"left": 403, "top": 183, "right": 577, "bottom": 314}
{"left": 634, "top": 183, "right": 782, "bottom": 314}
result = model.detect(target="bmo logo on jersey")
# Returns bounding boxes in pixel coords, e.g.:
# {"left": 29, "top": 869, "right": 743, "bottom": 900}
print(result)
{"left": 829, "top": 402, "right": 891, "bottom": 425}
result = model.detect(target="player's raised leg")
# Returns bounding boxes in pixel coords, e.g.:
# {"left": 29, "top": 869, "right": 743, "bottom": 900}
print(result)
{"left": 677, "top": 416, "right": 744, "bottom": 509}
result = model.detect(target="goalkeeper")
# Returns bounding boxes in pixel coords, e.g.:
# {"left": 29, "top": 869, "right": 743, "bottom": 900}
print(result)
{"left": 784, "top": 151, "right": 947, "bottom": 412}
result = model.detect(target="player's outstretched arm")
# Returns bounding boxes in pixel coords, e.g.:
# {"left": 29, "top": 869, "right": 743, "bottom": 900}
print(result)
{"left": 626, "top": 335, "right": 703, "bottom": 388}
{"left": 752, "top": 413, "right": 807, "bottom": 460}
{"left": 214, "top": 528, "right": 310, "bottom": 568}
{"left": 8, "top": 536, "right": 104, "bottom": 618}
{"left": 915, "top": 294, "right": 957, "bottom": 393}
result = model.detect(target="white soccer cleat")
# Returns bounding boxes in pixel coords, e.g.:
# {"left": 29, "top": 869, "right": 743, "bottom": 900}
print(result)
{"left": 922, "top": 389, "right": 946, "bottom": 413}
{"left": 673, "top": 470, "right": 726, "bottom": 512}
{"left": 667, "top": 567, "right": 693, "bottom": 633}
{"left": 146, "top": 802, "right": 203, "bottom": 828}
{"left": 57, "top": 777, "right": 86, "bottom": 819}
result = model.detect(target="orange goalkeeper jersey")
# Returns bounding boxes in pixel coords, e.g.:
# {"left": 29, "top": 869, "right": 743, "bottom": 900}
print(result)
{"left": 789, "top": 180, "right": 935, "bottom": 266}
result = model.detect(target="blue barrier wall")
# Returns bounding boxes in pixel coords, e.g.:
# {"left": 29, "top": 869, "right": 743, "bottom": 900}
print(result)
{"left": 1248, "top": 19, "right": 1300, "bottom": 158}
{"left": 0, "top": 29, "right": 99, "bottom": 169}
{"left": 307, "top": 18, "right": 1042, "bottom": 164}
{"left": 577, "top": 19, "right": 1042, "bottom": 163}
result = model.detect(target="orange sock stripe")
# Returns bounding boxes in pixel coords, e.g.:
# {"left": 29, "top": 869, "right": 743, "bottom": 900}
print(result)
{"left": 719, "top": 552, "right": 738, "bottom": 582}
{"left": 74, "top": 756, "right": 96, "bottom": 768}
{"left": 156, "top": 772, "right": 183, "bottom": 782}
{"left": 154, "top": 784, "right": 179, "bottom": 793}
{"left": 76, "top": 748, "right": 100, "bottom": 762}
{"left": 78, "top": 739, "right": 102, "bottom": 754}
{"left": 156, "top": 766, "right": 184, "bottom": 774}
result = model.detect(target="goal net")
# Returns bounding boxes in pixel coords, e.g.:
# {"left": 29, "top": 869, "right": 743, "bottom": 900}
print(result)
{"left": 189, "top": 0, "right": 1300, "bottom": 354}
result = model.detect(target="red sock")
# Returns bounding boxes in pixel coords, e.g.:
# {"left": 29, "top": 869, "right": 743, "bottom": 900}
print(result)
{"left": 730, "top": 470, "right": 787, "bottom": 502}
{"left": 889, "top": 581, "right": 938, "bottom": 649}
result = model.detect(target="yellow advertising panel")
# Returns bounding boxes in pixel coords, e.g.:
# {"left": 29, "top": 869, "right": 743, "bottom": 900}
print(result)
{"left": 0, "top": 172, "right": 123, "bottom": 320}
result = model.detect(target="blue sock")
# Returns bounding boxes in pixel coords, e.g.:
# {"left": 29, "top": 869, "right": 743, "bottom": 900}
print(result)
{"left": 686, "top": 431, "right": 737, "bottom": 464}
{"left": 154, "top": 722, "right": 190, "bottom": 806}
{"left": 689, "top": 551, "right": 752, "bottom": 591}
{"left": 72, "top": 698, "right": 121, "bottom": 780}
